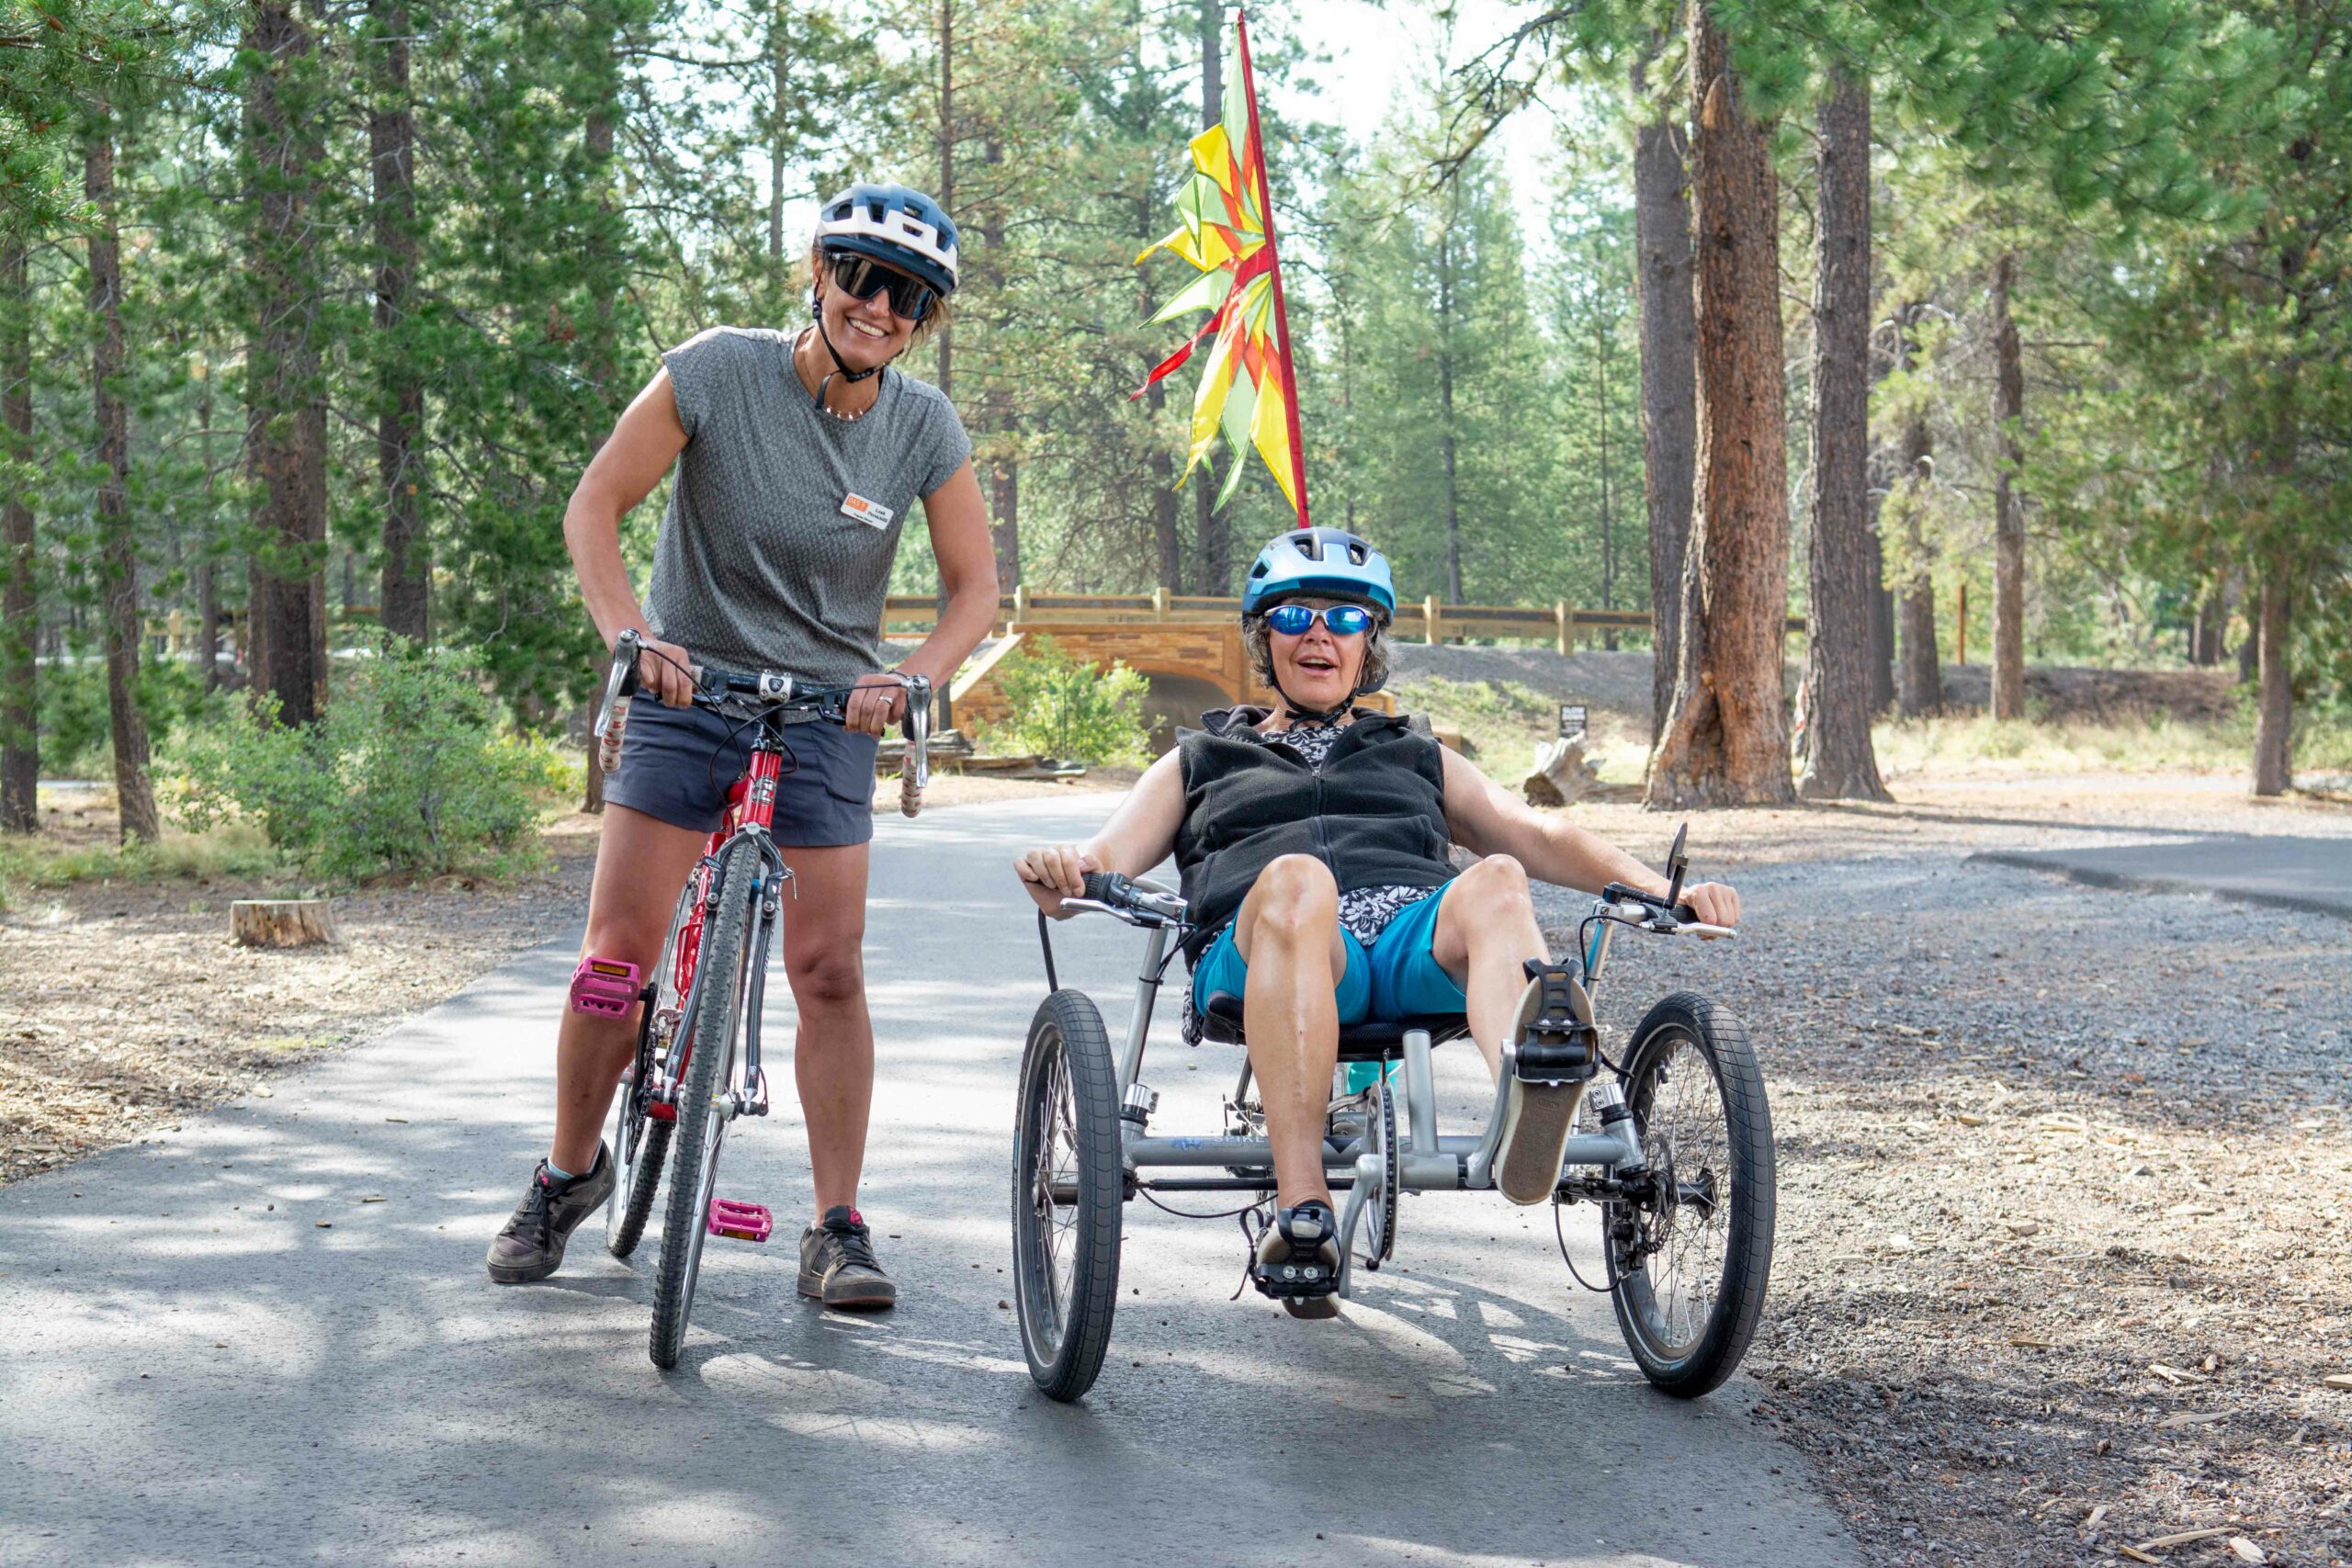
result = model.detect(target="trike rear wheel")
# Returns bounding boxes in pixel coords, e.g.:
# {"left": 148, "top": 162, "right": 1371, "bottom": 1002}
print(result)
{"left": 1012, "top": 988, "right": 1124, "bottom": 1403}
{"left": 1604, "top": 991, "right": 1775, "bottom": 1398}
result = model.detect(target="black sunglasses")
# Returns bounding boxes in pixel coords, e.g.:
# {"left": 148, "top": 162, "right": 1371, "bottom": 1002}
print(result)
{"left": 827, "top": 253, "right": 938, "bottom": 323}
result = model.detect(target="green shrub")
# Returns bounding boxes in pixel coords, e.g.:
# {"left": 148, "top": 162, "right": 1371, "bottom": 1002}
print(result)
{"left": 37, "top": 656, "right": 210, "bottom": 777}
{"left": 175, "top": 647, "right": 564, "bottom": 880}
{"left": 984, "top": 635, "right": 1151, "bottom": 764}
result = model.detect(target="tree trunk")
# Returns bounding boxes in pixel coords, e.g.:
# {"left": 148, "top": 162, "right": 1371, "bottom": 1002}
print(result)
{"left": 1438, "top": 225, "right": 1463, "bottom": 604}
{"left": 196, "top": 360, "right": 223, "bottom": 693}
{"left": 87, "top": 120, "right": 160, "bottom": 842}
{"left": 371, "top": 0, "right": 426, "bottom": 641}
{"left": 769, "top": 2, "right": 791, "bottom": 264}
{"left": 1596, "top": 308, "right": 1616, "bottom": 646}
{"left": 1894, "top": 421, "right": 1939, "bottom": 717}
{"left": 1797, "top": 69, "right": 1887, "bottom": 802}
{"left": 990, "top": 459, "right": 1020, "bottom": 588}
{"left": 1633, "top": 56, "right": 1696, "bottom": 745}
{"left": 0, "top": 238, "right": 36, "bottom": 833}
{"left": 2189, "top": 587, "right": 2222, "bottom": 666}
{"left": 1989, "top": 250, "right": 2026, "bottom": 721}
{"left": 581, "top": 0, "right": 624, "bottom": 816}
{"left": 244, "top": 0, "right": 330, "bottom": 727}
{"left": 1868, "top": 565, "right": 1895, "bottom": 710}
{"left": 1138, "top": 175, "right": 1182, "bottom": 591}
{"left": 933, "top": 0, "right": 954, "bottom": 401}
{"left": 1645, "top": 7, "right": 1794, "bottom": 809}
{"left": 1190, "top": 0, "right": 1227, "bottom": 593}
{"left": 2252, "top": 562, "right": 2290, "bottom": 795}
{"left": 980, "top": 141, "right": 1020, "bottom": 589}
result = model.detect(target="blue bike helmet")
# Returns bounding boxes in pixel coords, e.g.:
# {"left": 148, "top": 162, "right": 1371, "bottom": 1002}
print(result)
{"left": 1241, "top": 528, "right": 1396, "bottom": 619}
{"left": 814, "top": 181, "right": 960, "bottom": 298}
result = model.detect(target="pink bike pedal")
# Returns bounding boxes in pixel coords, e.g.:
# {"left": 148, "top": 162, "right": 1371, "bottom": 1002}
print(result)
{"left": 707, "top": 1199, "right": 773, "bottom": 1243}
{"left": 569, "top": 957, "right": 641, "bottom": 1018}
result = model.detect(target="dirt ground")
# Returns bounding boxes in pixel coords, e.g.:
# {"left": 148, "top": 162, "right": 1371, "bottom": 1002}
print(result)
{"left": 0, "top": 765, "right": 1131, "bottom": 1188}
{"left": 1544, "top": 778, "right": 2352, "bottom": 1568}
{"left": 4, "top": 767, "right": 2346, "bottom": 1566}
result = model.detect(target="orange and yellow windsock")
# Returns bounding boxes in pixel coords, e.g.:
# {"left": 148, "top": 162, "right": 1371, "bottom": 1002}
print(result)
{"left": 1132, "top": 13, "right": 1308, "bottom": 526}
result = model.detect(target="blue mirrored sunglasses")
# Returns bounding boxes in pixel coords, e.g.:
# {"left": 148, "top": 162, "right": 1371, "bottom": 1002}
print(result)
{"left": 1263, "top": 603, "right": 1374, "bottom": 637}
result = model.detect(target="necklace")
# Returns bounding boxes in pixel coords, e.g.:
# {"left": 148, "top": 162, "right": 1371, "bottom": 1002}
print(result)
{"left": 794, "top": 328, "right": 881, "bottom": 423}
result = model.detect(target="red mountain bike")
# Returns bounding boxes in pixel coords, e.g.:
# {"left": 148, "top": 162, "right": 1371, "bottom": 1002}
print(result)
{"left": 584, "top": 629, "right": 932, "bottom": 1368}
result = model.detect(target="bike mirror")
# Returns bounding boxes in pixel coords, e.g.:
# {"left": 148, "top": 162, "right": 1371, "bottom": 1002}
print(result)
{"left": 1664, "top": 822, "right": 1689, "bottom": 908}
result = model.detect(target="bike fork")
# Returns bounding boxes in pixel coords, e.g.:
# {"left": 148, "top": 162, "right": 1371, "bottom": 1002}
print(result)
{"left": 737, "top": 838, "right": 791, "bottom": 1118}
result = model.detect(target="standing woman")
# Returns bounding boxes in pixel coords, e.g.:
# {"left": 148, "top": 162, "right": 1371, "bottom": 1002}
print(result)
{"left": 486, "top": 183, "right": 999, "bottom": 1311}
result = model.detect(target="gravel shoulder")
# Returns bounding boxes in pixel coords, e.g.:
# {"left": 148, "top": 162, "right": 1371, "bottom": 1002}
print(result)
{"left": 1540, "top": 779, "right": 2351, "bottom": 1568}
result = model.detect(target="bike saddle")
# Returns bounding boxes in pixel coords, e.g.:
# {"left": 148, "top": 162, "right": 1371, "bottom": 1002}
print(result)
{"left": 1250, "top": 1201, "right": 1342, "bottom": 1319}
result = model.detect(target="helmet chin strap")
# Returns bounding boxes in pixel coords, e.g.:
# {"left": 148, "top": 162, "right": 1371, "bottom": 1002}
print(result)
{"left": 1267, "top": 666, "right": 1357, "bottom": 726}
{"left": 808, "top": 313, "right": 887, "bottom": 412}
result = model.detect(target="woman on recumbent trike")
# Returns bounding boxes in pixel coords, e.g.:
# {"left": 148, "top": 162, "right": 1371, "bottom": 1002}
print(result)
{"left": 1013, "top": 527, "right": 1741, "bottom": 1321}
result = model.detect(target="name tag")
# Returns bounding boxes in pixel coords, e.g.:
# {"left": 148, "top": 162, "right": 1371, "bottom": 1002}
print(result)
{"left": 841, "top": 492, "right": 894, "bottom": 529}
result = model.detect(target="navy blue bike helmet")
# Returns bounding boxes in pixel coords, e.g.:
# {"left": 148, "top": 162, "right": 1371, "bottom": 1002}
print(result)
{"left": 815, "top": 182, "right": 960, "bottom": 298}
{"left": 1241, "top": 528, "right": 1396, "bottom": 619}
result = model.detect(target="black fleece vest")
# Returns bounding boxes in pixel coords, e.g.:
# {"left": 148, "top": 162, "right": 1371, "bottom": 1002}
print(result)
{"left": 1173, "top": 706, "right": 1454, "bottom": 966}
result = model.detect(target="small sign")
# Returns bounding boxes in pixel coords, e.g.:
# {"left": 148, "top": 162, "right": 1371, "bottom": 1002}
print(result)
{"left": 1557, "top": 703, "right": 1588, "bottom": 740}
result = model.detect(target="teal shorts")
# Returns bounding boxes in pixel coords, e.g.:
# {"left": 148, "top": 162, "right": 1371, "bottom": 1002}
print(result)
{"left": 1191, "top": 877, "right": 1469, "bottom": 1025}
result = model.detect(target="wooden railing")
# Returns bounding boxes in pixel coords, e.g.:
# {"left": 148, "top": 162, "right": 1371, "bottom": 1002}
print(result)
{"left": 884, "top": 589, "right": 1804, "bottom": 652}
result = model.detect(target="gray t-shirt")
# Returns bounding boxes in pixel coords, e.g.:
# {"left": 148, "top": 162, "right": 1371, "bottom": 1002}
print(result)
{"left": 644, "top": 325, "right": 971, "bottom": 687}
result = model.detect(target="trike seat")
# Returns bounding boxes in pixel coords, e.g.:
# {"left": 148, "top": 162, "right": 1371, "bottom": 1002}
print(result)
{"left": 1197, "top": 991, "right": 1473, "bottom": 1059}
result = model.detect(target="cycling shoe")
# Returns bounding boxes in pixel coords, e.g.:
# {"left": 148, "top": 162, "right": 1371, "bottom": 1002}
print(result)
{"left": 1251, "top": 1200, "right": 1342, "bottom": 1320}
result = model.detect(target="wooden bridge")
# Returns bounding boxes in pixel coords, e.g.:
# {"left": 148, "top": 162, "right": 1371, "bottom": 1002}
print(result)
{"left": 886, "top": 590, "right": 1663, "bottom": 746}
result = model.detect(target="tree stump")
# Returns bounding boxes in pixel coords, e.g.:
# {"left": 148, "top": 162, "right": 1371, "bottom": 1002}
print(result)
{"left": 231, "top": 899, "right": 339, "bottom": 949}
{"left": 1523, "top": 739, "right": 1600, "bottom": 807}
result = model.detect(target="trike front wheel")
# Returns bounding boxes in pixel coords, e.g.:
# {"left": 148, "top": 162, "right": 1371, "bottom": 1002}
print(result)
{"left": 1604, "top": 991, "right": 1775, "bottom": 1398}
{"left": 1011, "top": 988, "right": 1124, "bottom": 1403}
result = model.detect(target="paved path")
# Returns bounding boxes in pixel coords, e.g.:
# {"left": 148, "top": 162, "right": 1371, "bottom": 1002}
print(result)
{"left": 1, "top": 798, "right": 1855, "bottom": 1568}
{"left": 1973, "top": 832, "right": 2352, "bottom": 919}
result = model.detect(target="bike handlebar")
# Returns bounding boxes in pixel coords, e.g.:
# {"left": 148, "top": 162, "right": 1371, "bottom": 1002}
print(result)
{"left": 593, "top": 629, "right": 933, "bottom": 818}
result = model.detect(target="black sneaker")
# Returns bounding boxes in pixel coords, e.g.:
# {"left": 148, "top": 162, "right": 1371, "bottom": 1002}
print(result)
{"left": 1251, "top": 1200, "right": 1342, "bottom": 1320}
{"left": 485, "top": 1145, "right": 615, "bottom": 1284}
{"left": 797, "top": 1205, "right": 897, "bottom": 1311}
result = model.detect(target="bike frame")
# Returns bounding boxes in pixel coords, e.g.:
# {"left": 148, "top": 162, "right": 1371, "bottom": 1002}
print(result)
{"left": 1044, "top": 870, "right": 1732, "bottom": 1295}
{"left": 636, "top": 739, "right": 797, "bottom": 1129}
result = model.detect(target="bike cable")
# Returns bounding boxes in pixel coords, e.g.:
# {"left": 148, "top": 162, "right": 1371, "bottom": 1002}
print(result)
{"left": 1554, "top": 1191, "right": 1616, "bottom": 1294}
{"left": 1136, "top": 1187, "right": 1268, "bottom": 1224}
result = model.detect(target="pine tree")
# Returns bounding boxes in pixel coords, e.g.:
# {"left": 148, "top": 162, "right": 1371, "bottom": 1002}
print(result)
{"left": 1797, "top": 63, "right": 1887, "bottom": 800}
{"left": 1647, "top": 4, "right": 1793, "bottom": 807}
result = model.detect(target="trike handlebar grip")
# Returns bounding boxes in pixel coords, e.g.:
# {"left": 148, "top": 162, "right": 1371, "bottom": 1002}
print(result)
{"left": 1080, "top": 871, "right": 1128, "bottom": 907}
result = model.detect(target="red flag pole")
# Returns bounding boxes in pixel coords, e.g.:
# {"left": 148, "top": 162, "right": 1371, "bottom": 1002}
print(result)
{"left": 1233, "top": 11, "right": 1310, "bottom": 529}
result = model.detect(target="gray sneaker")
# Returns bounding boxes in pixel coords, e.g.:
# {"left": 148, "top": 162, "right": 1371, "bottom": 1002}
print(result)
{"left": 1494, "top": 965, "right": 1594, "bottom": 1205}
{"left": 485, "top": 1146, "right": 615, "bottom": 1283}
{"left": 797, "top": 1205, "right": 897, "bottom": 1311}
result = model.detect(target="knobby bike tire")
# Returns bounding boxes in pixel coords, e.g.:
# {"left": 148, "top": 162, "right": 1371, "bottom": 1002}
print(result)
{"left": 1012, "top": 989, "right": 1124, "bottom": 1403}
{"left": 1605, "top": 991, "right": 1776, "bottom": 1399}
{"left": 606, "top": 879, "right": 700, "bottom": 1259}
{"left": 650, "top": 839, "right": 758, "bottom": 1370}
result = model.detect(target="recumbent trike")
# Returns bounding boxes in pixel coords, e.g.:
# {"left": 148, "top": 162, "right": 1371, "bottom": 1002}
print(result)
{"left": 1009, "top": 827, "right": 1776, "bottom": 1404}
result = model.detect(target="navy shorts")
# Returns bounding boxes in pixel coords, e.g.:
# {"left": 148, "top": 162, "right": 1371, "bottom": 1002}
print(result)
{"left": 604, "top": 694, "right": 878, "bottom": 846}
